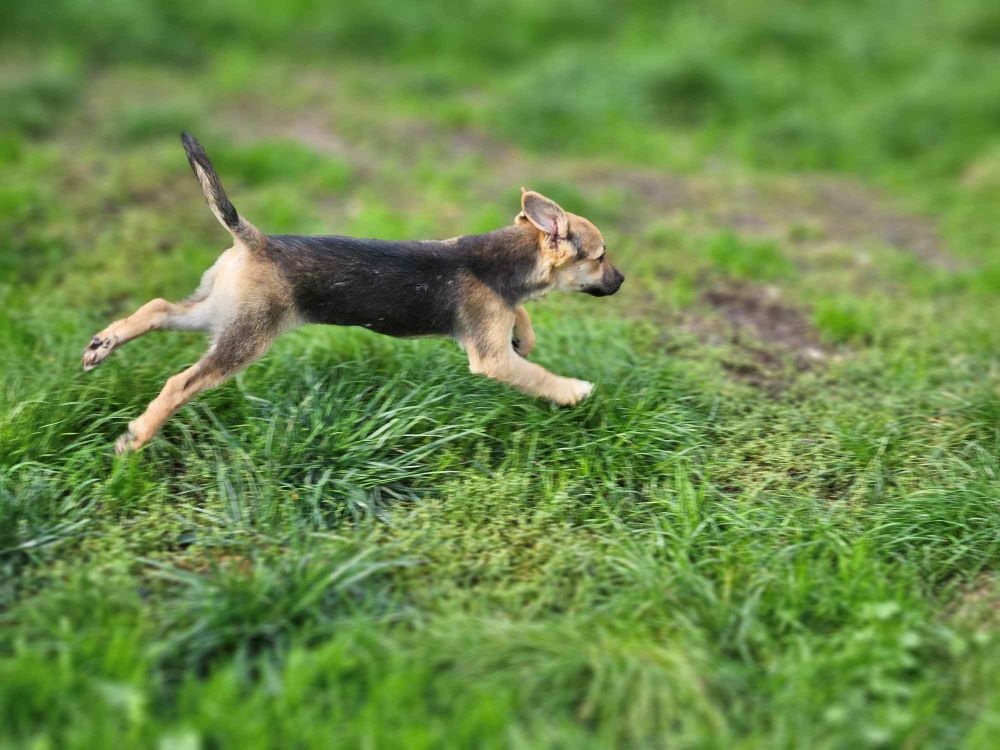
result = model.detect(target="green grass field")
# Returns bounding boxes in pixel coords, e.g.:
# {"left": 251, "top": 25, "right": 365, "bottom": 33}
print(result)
{"left": 2, "top": 1, "right": 999, "bottom": 747}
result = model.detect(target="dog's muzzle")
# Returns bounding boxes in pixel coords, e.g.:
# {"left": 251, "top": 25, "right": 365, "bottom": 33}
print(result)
{"left": 584, "top": 268, "right": 625, "bottom": 297}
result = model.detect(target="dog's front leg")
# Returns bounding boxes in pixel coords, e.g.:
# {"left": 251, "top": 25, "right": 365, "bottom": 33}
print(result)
{"left": 466, "top": 338, "right": 592, "bottom": 406}
{"left": 512, "top": 305, "right": 536, "bottom": 357}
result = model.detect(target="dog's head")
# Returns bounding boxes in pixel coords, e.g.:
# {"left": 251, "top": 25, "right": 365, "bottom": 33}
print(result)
{"left": 516, "top": 189, "right": 624, "bottom": 297}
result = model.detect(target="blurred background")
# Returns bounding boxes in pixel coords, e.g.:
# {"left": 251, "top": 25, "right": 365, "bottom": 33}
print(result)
{"left": 2, "top": 1, "right": 999, "bottom": 748}
{"left": 2, "top": 0, "right": 998, "bottom": 317}
{"left": 6, "top": 0, "right": 1000, "bottom": 175}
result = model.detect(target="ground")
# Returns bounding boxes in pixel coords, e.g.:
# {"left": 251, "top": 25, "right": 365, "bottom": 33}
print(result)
{"left": 1, "top": 2, "right": 1000, "bottom": 748}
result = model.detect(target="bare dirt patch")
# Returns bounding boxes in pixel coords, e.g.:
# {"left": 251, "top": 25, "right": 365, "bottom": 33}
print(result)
{"left": 572, "top": 168, "right": 956, "bottom": 269}
{"left": 806, "top": 180, "right": 952, "bottom": 268}
{"left": 573, "top": 164, "right": 699, "bottom": 216}
{"left": 709, "top": 178, "right": 956, "bottom": 269}
{"left": 702, "top": 284, "right": 825, "bottom": 357}
{"left": 223, "top": 103, "right": 366, "bottom": 165}
{"left": 681, "top": 282, "right": 830, "bottom": 394}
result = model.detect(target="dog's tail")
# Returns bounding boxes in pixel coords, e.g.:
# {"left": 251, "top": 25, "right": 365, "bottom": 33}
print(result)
{"left": 180, "top": 131, "right": 264, "bottom": 250}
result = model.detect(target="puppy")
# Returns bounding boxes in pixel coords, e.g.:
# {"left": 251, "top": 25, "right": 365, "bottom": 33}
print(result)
{"left": 83, "top": 133, "right": 624, "bottom": 453}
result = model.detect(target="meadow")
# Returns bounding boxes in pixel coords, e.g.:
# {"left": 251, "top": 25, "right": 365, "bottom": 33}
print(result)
{"left": 1, "top": 1, "right": 999, "bottom": 747}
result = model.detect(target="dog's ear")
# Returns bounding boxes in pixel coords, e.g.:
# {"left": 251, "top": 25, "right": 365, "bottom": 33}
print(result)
{"left": 518, "top": 189, "right": 568, "bottom": 240}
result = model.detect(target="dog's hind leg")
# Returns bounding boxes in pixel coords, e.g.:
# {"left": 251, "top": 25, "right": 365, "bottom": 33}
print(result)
{"left": 113, "top": 316, "right": 278, "bottom": 453}
{"left": 82, "top": 297, "right": 212, "bottom": 371}
{"left": 82, "top": 248, "right": 237, "bottom": 371}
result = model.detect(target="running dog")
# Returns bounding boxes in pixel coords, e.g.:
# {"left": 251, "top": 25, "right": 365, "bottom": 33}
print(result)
{"left": 82, "top": 132, "right": 624, "bottom": 453}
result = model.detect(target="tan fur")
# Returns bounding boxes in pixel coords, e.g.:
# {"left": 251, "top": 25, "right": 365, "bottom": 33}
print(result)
{"left": 115, "top": 360, "right": 229, "bottom": 454}
{"left": 457, "top": 276, "right": 591, "bottom": 405}
{"left": 85, "top": 247, "right": 297, "bottom": 453}
{"left": 464, "top": 322, "right": 593, "bottom": 406}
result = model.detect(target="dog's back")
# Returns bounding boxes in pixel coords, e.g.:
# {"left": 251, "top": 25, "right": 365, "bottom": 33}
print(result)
{"left": 263, "top": 234, "right": 465, "bottom": 337}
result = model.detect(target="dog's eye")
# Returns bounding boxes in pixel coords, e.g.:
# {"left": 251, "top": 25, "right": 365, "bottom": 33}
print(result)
{"left": 595, "top": 251, "right": 606, "bottom": 262}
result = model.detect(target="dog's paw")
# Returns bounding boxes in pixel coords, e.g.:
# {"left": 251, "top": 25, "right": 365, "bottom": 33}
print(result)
{"left": 114, "top": 428, "right": 140, "bottom": 455}
{"left": 569, "top": 378, "right": 594, "bottom": 405}
{"left": 82, "top": 334, "right": 119, "bottom": 371}
{"left": 554, "top": 378, "right": 594, "bottom": 407}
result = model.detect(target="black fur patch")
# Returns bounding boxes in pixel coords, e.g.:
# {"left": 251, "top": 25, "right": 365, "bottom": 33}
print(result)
{"left": 263, "top": 227, "right": 541, "bottom": 338}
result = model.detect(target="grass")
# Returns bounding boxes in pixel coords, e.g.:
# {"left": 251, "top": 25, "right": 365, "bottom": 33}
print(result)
{"left": 1, "top": 1, "right": 999, "bottom": 747}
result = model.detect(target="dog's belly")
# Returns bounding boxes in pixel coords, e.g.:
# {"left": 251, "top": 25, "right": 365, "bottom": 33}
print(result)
{"left": 304, "top": 290, "right": 456, "bottom": 337}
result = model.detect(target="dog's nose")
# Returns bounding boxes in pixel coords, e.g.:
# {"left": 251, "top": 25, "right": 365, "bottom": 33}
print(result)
{"left": 609, "top": 269, "right": 625, "bottom": 293}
